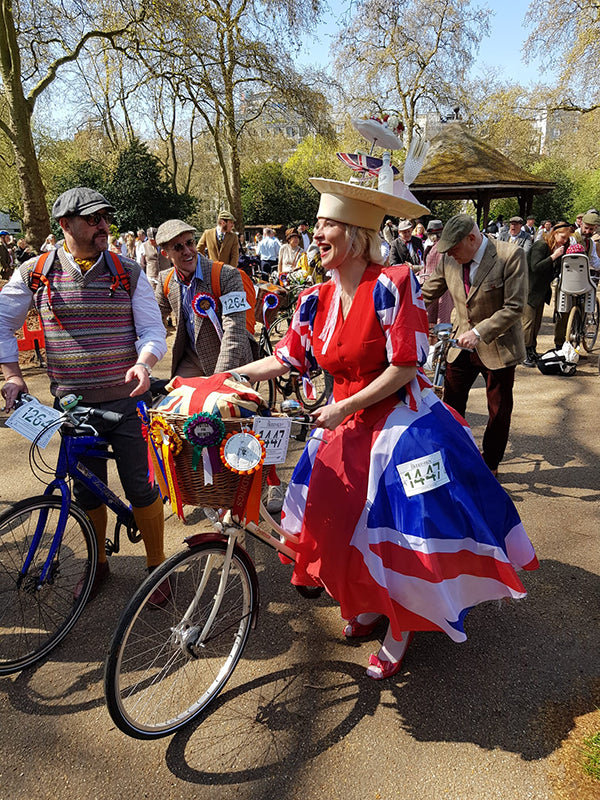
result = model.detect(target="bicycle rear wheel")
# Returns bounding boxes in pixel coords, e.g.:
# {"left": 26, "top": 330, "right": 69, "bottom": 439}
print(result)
{"left": 0, "top": 495, "right": 97, "bottom": 675}
{"left": 105, "top": 539, "right": 256, "bottom": 739}
{"left": 295, "top": 368, "right": 333, "bottom": 411}
{"left": 566, "top": 305, "right": 584, "bottom": 352}
{"left": 582, "top": 298, "right": 600, "bottom": 352}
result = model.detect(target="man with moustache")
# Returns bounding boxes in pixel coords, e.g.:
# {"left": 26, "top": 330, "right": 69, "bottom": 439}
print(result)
{"left": 0, "top": 188, "right": 169, "bottom": 602}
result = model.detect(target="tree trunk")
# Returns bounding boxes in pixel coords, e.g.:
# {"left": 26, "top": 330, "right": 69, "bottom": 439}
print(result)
{"left": 0, "top": 0, "right": 50, "bottom": 246}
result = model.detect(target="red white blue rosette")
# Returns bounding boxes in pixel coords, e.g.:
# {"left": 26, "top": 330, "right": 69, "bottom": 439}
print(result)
{"left": 262, "top": 292, "right": 280, "bottom": 329}
{"left": 192, "top": 292, "right": 223, "bottom": 340}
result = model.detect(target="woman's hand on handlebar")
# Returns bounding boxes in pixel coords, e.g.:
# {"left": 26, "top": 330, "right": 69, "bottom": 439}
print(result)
{"left": 310, "top": 401, "right": 348, "bottom": 431}
{"left": 2, "top": 375, "right": 28, "bottom": 412}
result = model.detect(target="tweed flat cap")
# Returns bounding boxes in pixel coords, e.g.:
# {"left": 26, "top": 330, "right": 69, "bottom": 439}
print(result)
{"left": 436, "top": 214, "right": 476, "bottom": 253}
{"left": 217, "top": 210, "right": 235, "bottom": 221}
{"left": 52, "top": 187, "right": 115, "bottom": 219}
{"left": 155, "top": 219, "right": 197, "bottom": 246}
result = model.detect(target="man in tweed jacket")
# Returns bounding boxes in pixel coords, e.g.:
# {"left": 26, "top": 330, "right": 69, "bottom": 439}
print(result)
{"left": 156, "top": 219, "right": 252, "bottom": 378}
{"left": 197, "top": 210, "right": 239, "bottom": 268}
{"left": 421, "top": 214, "right": 527, "bottom": 476}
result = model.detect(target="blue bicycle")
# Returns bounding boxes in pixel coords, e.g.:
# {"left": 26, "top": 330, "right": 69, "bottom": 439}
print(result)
{"left": 0, "top": 393, "right": 140, "bottom": 675}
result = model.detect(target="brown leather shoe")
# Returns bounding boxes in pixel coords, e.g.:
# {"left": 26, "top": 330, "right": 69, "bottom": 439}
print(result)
{"left": 74, "top": 559, "right": 110, "bottom": 602}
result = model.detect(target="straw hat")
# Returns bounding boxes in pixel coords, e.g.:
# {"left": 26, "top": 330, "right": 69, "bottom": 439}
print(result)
{"left": 309, "top": 178, "right": 429, "bottom": 231}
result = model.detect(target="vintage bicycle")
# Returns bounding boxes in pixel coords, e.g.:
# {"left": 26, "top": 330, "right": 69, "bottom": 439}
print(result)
{"left": 103, "top": 402, "right": 320, "bottom": 740}
{"left": 556, "top": 251, "right": 600, "bottom": 354}
{"left": 0, "top": 391, "right": 161, "bottom": 676}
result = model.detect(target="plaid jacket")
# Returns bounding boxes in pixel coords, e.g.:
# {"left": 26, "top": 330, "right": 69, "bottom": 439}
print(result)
{"left": 156, "top": 255, "right": 252, "bottom": 377}
{"left": 421, "top": 236, "right": 527, "bottom": 370}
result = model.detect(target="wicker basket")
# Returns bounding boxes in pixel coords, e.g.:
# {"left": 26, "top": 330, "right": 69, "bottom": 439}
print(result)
{"left": 147, "top": 409, "right": 267, "bottom": 508}
{"left": 255, "top": 283, "right": 288, "bottom": 326}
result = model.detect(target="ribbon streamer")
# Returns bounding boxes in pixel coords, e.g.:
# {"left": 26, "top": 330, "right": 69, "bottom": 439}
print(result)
{"left": 193, "top": 292, "right": 223, "bottom": 340}
{"left": 149, "top": 414, "right": 185, "bottom": 520}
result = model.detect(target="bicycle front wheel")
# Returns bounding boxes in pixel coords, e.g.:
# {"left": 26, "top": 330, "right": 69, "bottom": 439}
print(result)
{"left": 104, "top": 540, "right": 256, "bottom": 739}
{"left": 566, "top": 305, "right": 584, "bottom": 352}
{"left": 0, "top": 495, "right": 97, "bottom": 675}
{"left": 582, "top": 298, "right": 600, "bottom": 352}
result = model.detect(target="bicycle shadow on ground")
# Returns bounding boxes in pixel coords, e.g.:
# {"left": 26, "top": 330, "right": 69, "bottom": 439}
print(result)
{"left": 385, "top": 558, "right": 600, "bottom": 761}
{"left": 162, "top": 558, "right": 599, "bottom": 788}
{"left": 0, "top": 547, "right": 333, "bottom": 718}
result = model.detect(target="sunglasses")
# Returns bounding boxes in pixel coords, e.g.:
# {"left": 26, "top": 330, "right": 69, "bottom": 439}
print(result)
{"left": 81, "top": 211, "right": 114, "bottom": 226}
{"left": 169, "top": 237, "right": 197, "bottom": 252}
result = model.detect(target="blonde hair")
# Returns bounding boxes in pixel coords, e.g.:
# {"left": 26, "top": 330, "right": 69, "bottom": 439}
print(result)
{"left": 344, "top": 225, "right": 385, "bottom": 265}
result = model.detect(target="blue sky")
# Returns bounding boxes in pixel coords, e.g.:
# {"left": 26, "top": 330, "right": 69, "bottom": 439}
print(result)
{"left": 299, "top": 0, "right": 544, "bottom": 83}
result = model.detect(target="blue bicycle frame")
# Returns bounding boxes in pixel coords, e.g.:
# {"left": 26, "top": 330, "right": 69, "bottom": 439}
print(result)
{"left": 20, "top": 430, "right": 134, "bottom": 588}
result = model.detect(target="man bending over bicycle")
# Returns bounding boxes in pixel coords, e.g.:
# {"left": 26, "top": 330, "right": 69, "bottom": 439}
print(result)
{"left": 0, "top": 188, "right": 169, "bottom": 601}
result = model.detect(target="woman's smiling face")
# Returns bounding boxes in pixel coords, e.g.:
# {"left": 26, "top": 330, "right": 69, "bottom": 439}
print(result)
{"left": 313, "top": 218, "right": 348, "bottom": 270}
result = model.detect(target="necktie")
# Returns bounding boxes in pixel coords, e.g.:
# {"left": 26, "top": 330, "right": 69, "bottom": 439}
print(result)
{"left": 463, "top": 260, "right": 473, "bottom": 296}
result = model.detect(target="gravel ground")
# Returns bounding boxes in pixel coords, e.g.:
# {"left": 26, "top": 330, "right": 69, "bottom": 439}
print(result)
{"left": 0, "top": 314, "right": 599, "bottom": 800}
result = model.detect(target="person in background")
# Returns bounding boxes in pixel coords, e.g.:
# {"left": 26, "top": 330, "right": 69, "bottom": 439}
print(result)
{"left": 389, "top": 219, "right": 423, "bottom": 271}
{"left": 523, "top": 216, "right": 536, "bottom": 237}
{"left": 197, "top": 210, "right": 239, "bottom": 269}
{"left": 135, "top": 229, "right": 147, "bottom": 265}
{"left": 297, "top": 221, "right": 311, "bottom": 251}
{"left": 421, "top": 214, "right": 526, "bottom": 477}
{"left": 0, "top": 231, "right": 12, "bottom": 279}
{"left": 277, "top": 227, "right": 303, "bottom": 276}
{"left": 420, "top": 220, "right": 453, "bottom": 327}
{"left": 256, "top": 227, "right": 280, "bottom": 278}
{"left": 413, "top": 222, "right": 426, "bottom": 241}
{"left": 498, "top": 216, "right": 532, "bottom": 255}
{"left": 13, "top": 239, "right": 37, "bottom": 265}
{"left": 40, "top": 234, "right": 57, "bottom": 253}
{"left": 523, "top": 221, "right": 571, "bottom": 366}
{"left": 141, "top": 227, "right": 171, "bottom": 286}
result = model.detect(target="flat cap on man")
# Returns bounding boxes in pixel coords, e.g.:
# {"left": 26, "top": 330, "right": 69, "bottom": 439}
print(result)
{"left": 397, "top": 219, "right": 413, "bottom": 232}
{"left": 52, "top": 187, "right": 115, "bottom": 219}
{"left": 582, "top": 212, "right": 600, "bottom": 226}
{"left": 509, "top": 216, "right": 524, "bottom": 224}
{"left": 217, "top": 210, "right": 235, "bottom": 221}
{"left": 426, "top": 219, "right": 443, "bottom": 232}
{"left": 436, "top": 214, "right": 475, "bottom": 253}
{"left": 155, "top": 219, "right": 197, "bottom": 246}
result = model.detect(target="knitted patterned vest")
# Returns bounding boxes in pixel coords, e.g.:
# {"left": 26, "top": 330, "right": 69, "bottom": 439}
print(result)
{"left": 22, "top": 249, "right": 141, "bottom": 402}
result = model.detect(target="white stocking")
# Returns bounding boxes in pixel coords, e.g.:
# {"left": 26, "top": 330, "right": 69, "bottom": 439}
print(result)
{"left": 378, "top": 624, "right": 411, "bottom": 664}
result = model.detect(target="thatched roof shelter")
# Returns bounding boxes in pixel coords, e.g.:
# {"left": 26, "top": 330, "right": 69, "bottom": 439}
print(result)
{"left": 408, "top": 122, "right": 555, "bottom": 226}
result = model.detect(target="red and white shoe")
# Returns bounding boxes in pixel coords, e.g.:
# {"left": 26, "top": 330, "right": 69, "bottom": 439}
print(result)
{"left": 343, "top": 614, "right": 385, "bottom": 638}
{"left": 366, "top": 632, "right": 414, "bottom": 680}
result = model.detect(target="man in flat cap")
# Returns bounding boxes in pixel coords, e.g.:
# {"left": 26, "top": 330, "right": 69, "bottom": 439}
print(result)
{"left": 421, "top": 213, "right": 527, "bottom": 477}
{"left": 498, "top": 216, "right": 532, "bottom": 255}
{"left": 197, "top": 210, "right": 239, "bottom": 268}
{"left": 0, "top": 188, "right": 169, "bottom": 601}
{"left": 155, "top": 219, "right": 252, "bottom": 377}
{"left": 389, "top": 219, "right": 424, "bottom": 268}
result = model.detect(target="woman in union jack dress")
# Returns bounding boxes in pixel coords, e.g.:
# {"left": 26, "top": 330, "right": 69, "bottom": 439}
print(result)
{"left": 239, "top": 178, "right": 538, "bottom": 680}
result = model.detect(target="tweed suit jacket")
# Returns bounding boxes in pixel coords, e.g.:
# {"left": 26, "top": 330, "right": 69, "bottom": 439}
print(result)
{"left": 156, "top": 255, "right": 252, "bottom": 377}
{"left": 198, "top": 228, "right": 239, "bottom": 268}
{"left": 497, "top": 229, "right": 533, "bottom": 256}
{"left": 421, "top": 236, "right": 527, "bottom": 370}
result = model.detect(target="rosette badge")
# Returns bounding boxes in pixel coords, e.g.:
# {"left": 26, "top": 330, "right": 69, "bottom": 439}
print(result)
{"left": 192, "top": 292, "right": 223, "bottom": 340}
{"left": 183, "top": 412, "right": 226, "bottom": 471}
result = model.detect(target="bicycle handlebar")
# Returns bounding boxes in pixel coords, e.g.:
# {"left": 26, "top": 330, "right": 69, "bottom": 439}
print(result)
{"left": 16, "top": 392, "right": 124, "bottom": 428}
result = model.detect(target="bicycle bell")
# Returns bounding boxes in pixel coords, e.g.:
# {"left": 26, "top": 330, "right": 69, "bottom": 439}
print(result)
{"left": 59, "top": 394, "right": 82, "bottom": 411}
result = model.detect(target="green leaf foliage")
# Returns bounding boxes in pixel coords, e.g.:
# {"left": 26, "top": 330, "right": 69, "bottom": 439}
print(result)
{"left": 241, "top": 162, "right": 319, "bottom": 227}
